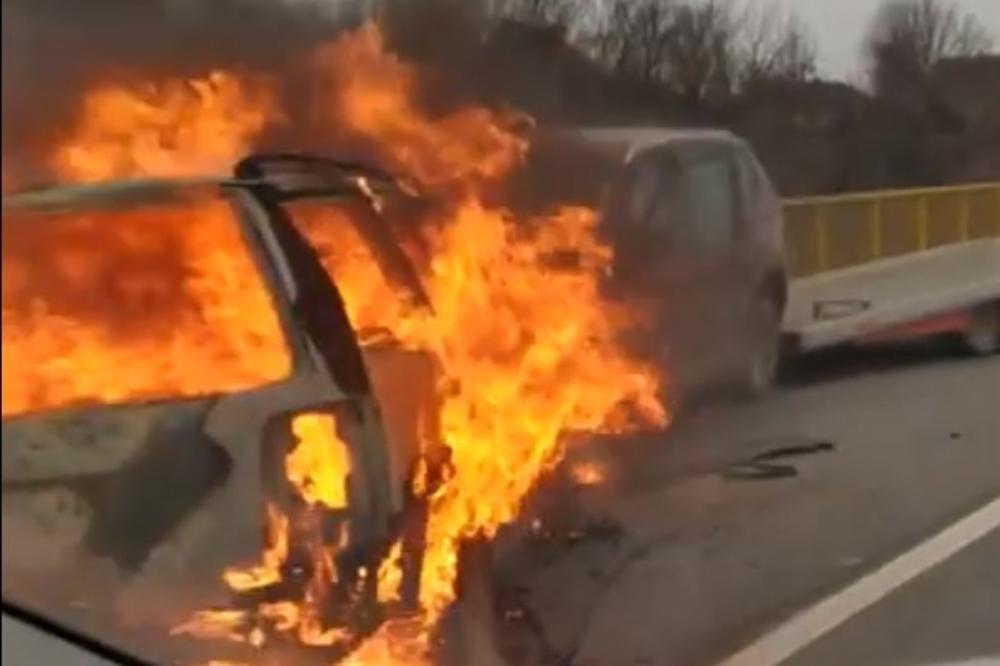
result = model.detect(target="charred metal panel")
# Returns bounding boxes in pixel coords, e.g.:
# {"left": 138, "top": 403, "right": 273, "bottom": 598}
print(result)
{"left": 2, "top": 399, "right": 229, "bottom": 571}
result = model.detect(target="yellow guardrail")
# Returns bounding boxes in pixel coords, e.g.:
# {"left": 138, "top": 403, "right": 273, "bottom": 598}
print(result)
{"left": 782, "top": 182, "right": 1000, "bottom": 278}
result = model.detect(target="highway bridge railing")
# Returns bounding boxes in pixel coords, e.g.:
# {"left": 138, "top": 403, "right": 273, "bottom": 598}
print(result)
{"left": 783, "top": 182, "right": 1000, "bottom": 278}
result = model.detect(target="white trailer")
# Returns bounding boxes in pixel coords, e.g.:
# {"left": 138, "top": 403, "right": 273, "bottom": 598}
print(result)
{"left": 781, "top": 183, "right": 1000, "bottom": 355}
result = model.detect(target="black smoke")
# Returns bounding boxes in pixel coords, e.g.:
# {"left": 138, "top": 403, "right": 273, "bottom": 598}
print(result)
{"left": 1, "top": 0, "right": 370, "bottom": 182}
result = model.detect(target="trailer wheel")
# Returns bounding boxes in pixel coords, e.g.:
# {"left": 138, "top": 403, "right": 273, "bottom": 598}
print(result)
{"left": 963, "top": 302, "right": 1000, "bottom": 356}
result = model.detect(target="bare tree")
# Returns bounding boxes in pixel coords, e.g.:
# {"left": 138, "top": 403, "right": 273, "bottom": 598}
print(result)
{"left": 587, "top": 0, "right": 632, "bottom": 72}
{"left": 588, "top": 0, "right": 677, "bottom": 83}
{"left": 623, "top": 0, "right": 678, "bottom": 82}
{"left": 737, "top": 4, "right": 817, "bottom": 88}
{"left": 373, "top": 0, "right": 491, "bottom": 58}
{"left": 869, "top": 0, "right": 993, "bottom": 93}
{"left": 587, "top": 0, "right": 741, "bottom": 106}
{"left": 663, "top": 0, "right": 738, "bottom": 107}
{"left": 486, "top": 0, "right": 572, "bottom": 25}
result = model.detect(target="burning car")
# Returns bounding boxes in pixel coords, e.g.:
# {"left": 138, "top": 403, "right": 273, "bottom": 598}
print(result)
{"left": 1, "top": 155, "right": 492, "bottom": 664}
{"left": 2, "top": 26, "right": 668, "bottom": 666}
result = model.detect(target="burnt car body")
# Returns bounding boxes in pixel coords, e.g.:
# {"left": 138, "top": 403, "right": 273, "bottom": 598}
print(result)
{"left": 524, "top": 127, "right": 789, "bottom": 398}
{"left": 1, "top": 156, "right": 448, "bottom": 658}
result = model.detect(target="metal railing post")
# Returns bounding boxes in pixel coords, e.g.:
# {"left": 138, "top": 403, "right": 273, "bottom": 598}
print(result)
{"left": 815, "top": 204, "right": 828, "bottom": 273}
{"left": 995, "top": 184, "right": 1000, "bottom": 237}
{"left": 958, "top": 191, "right": 971, "bottom": 242}
{"left": 869, "top": 198, "right": 882, "bottom": 260}
{"left": 918, "top": 195, "right": 930, "bottom": 251}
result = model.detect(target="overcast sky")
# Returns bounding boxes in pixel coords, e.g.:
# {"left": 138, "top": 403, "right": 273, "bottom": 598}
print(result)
{"left": 761, "top": 0, "right": 1000, "bottom": 81}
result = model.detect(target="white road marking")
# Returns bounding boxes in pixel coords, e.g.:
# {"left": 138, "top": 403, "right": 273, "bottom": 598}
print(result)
{"left": 715, "top": 495, "right": 1000, "bottom": 666}
{"left": 925, "top": 657, "right": 1000, "bottom": 666}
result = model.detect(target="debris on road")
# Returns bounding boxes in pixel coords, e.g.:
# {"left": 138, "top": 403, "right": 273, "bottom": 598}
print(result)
{"left": 724, "top": 438, "right": 836, "bottom": 481}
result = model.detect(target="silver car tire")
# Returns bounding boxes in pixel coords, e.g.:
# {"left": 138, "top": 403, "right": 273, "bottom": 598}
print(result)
{"left": 738, "top": 297, "right": 782, "bottom": 398}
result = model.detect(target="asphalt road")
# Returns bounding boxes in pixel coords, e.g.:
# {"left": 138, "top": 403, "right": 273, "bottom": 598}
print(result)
{"left": 496, "top": 343, "right": 1000, "bottom": 666}
{"left": 786, "top": 524, "right": 1000, "bottom": 666}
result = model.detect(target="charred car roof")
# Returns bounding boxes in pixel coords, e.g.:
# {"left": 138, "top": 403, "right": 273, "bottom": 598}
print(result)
{"left": 3, "top": 154, "right": 416, "bottom": 211}
{"left": 2, "top": 178, "right": 231, "bottom": 212}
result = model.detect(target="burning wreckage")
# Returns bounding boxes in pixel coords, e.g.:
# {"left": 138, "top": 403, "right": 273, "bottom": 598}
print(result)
{"left": 4, "top": 156, "right": 460, "bottom": 662}
{"left": 1, "top": 25, "right": 665, "bottom": 666}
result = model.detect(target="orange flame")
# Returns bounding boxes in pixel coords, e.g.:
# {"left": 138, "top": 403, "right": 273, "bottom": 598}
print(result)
{"left": 222, "top": 504, "right": 289, "bottom": 593}
{"left": 1, "top": 193, "right": 291, "bottom": 417}
{"left": 315, "top": 26, "right": 528, "bottom": 188}
{"left": 52, "top": 71, "right": 278, "bottom": 182}
{"left": 304, "top": 28, "right": 663, "bottom": 617}
{"left": 287, "top": 413, "right": 352, "bottom": 511}
{"left": 570, "top": 461, "right": 607, "bottom": 487}
{"left": 3, "top": 22, "right": 667, "bottom": 665}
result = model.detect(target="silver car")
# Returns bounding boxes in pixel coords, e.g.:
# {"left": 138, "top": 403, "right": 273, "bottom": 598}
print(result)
{"left": 527, "top": 127, "right": 789, "bottom": 399}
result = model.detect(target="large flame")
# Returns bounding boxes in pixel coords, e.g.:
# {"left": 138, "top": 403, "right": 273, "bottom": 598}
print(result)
{"left": 287, "top": 413, "right": 352, "bottom": 511}
{"left": 296, "top": 28, "right": 665, "bottom": 619}
{"left": 1, "top": 193, "right": 291, "bottom": 416}
{"left": 52, "top": 71, "right": 278, "bottom": 182}
{"left": 2, "top": 23, "right": 666, "bottom": 665}
{"left": 314, "top": 28, "right": 528, "bottom": 188}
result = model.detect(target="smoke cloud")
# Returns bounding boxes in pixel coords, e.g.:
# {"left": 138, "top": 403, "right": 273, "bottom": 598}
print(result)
{"left": 1, "top": 0, "right": 367, "bottom": 181}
